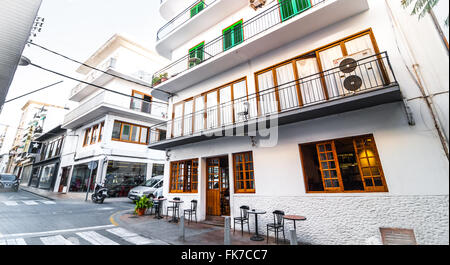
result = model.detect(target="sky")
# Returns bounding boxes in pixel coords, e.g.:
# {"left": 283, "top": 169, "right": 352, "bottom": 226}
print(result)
{"left": 0, "top": 0, "right": 165, "bottom": 153}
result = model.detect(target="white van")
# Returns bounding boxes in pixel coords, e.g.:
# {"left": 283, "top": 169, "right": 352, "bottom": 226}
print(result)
{"left": 127, "top": 175, "right": 163, "bottom": 201}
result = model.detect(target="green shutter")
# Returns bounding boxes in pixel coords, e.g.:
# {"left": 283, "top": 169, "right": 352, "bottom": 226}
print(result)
{"left": 190, "top": 1, "right": 205, "bottom": 18}
{"left": 189, "top": 42, "right": 205, "bottom": 68}
{"left": 279, "top": 0, "right": 311, "bottom": 22}
{"left": 222, "top": 20, "right": 244, "bottom": 51}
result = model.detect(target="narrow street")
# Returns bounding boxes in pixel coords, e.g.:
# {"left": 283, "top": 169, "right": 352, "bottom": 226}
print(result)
{"left": 0, "top": 189, "right": 161, "bottom": 245}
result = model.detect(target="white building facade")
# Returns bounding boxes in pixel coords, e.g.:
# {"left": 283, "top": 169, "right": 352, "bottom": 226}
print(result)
{"left": 60, "top": 35, "right": 169, "bottom": 197}
{"left": 149, "top": 0, "right": 449, "bottom": 245}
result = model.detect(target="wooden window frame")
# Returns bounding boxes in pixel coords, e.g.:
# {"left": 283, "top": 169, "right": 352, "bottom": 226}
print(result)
{"left": 90, "top": 125, "right": 99, "bottom": 145}
{"left": 171, "top": 77, "right": 248, "bottom": 137}
{"left": 299, "top": 134, "right": 389, "bottom": 194}
{"left": 233, "top": 151, "right": 255, "bottom": 194}
{"left": 98, "top": 122, "right": 104, "bottom": 142}
{"left": 254, "top": 28, "right": 384, "bottom": 110}
{"left": 222, "top": 19, "right": 244, "bottom": 51}
{"left": 111, "top": 120, "right": 149, "bottom": 145}
{"left": 83, "top": 128, "right": 91, "bottom": 147}
{"left": 169, "top": 159, "right": 199, "bottom": 193}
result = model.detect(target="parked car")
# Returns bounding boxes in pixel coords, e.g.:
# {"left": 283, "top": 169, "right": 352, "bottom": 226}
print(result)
{"left": 128, "top": 175, "right": 163, "bottom": 201}
{"left": 0, "top": 174, "right": 19, "bottom": 192}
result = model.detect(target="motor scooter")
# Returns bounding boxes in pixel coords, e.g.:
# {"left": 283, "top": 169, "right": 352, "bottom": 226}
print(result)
{"left": 91, "top": 183, "right": 109, "bottom": 204}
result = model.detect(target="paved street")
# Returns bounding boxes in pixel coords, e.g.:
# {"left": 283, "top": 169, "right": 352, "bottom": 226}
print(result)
{"left": 0, "top": 189, "right": 165, "bottom": 245}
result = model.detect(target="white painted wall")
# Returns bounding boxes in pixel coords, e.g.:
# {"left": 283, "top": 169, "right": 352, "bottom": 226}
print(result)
{"left": 156, "top": 0, "right": 449, "bottom": 245}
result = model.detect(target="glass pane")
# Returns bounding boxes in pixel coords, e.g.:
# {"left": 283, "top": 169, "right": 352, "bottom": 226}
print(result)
{"left": 373, "top": 177, "right": 383, "bottom": 186}
{"left": 112, "top": 122, "right": 121, "bottom": 139}
{"left": 121, "top": 125, "right": 131, "bottom": 141}
{"left": 322, "top": 162, "right": 329, "bottom": 169}
{"left": 140, "top": 128, "right": 148, "bottom": 144}
{"left": 131, "top": 126, "right": 140, "bottom": 142}
{"left": 365, "top": 178, "right": 374, "bottom": 187}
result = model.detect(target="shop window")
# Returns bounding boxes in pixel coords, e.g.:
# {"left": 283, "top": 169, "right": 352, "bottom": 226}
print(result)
{"left": 105, "top": 161, "right": 147, "bottom": 197}
{"left": 69, "top": 162, "right": 97, "bottom": 193}
{"left": 152, "top": 163, "right": 165, "bottom": 177}
{"left": 233, "top": 151, "right": 255, "bottom": 193}
{"left": 299, "top": 135, "right": 388, "bottom": 193}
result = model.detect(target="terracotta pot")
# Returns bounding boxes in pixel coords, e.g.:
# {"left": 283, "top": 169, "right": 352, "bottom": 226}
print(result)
{"left": 136, "top": 208, "right": 146, "bottom": 216}
{"left": 161, "top": 78, "right": 168, "bottom": 82}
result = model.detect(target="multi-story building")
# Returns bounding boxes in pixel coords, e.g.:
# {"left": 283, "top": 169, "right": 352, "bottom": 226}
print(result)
{"left": 7, "top": 100, "right": 67, "bottom": 182}
{"left": 60, "top": 34, "right": 170, "bottom": 197}
{"left": 149, "top": 0, "right": 449, "bottom": 244}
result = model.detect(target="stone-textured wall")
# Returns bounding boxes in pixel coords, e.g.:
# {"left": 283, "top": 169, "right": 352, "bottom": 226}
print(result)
{"left": 233, "top": 195, "right": 449, "bottom": 245}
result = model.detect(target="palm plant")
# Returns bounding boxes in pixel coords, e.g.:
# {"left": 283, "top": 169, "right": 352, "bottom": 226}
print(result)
{"left": 401, "top": 0, "right": 449, "bottom": 26}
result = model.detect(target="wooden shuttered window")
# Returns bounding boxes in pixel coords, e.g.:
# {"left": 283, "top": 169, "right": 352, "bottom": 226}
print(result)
{"left": 169, "top": 159, "right": 199, "bottom": 193}
{"left": 189, "top": 42, "right": 205, "bottom": 68}
{"left": 233, "top": 151, "right": 255, "bottom": 193}
{"left": 279, "top": 0, "right": 312, "bottom": 22}
{"left": 300, "top": 135, "right": 388, "bottom": 193}
{"left": 190, "top": 1, "right": 205, "bottom": 18}
{"left": 223, "top": 20, "right": 243, "bottom": 51}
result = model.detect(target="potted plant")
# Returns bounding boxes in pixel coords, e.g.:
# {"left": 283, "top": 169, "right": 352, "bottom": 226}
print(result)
{"left": 134, "top": 196, "right": 153, "bottom": 216}
{"left": 152, "top": 76, "right": 161, "bottom": 86}
{"left": 160, "top": 73, "right": 169, "bottom": 83}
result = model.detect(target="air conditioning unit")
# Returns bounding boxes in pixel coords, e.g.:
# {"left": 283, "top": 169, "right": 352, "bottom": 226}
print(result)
{"left": 333, "top": 49, "right": 382, "bottom": 94}
{"left": 250, "top": 0, "right": 266, "bottom": 10}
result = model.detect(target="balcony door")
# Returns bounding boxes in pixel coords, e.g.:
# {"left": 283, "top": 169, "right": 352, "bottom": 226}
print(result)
{"left": 296, "top": 56, "right": 325, "bottom": 105}
{"left": 206, "top": 91, "right": 219, "bottom": 129}
{"left": 131, "top": 90, "right": 152, "bottom": 114}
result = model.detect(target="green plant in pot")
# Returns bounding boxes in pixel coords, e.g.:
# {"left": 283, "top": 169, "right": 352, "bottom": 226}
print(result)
{"left": 152, "top": 76, "right": 161, "bottom": 86}
{"left": 134, "top": 196, "right": 153, "bottom": 216}
{"left": 160, "top": 73, "right": 169, "bottom": 82}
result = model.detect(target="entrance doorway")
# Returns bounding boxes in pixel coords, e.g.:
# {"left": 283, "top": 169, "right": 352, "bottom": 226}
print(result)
{"left": 58, "top": 167, "right": 71, "bottom": 193}
{"left": 206, "top": 156, "right": 230, "bottom": 217}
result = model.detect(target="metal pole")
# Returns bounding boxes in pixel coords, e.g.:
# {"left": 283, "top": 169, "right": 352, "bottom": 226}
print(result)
{"left": 179, "top": 215, "right": 185, "bottom": 241}
{"left": 289, "top": 230, "right": 298, "bottom": 245}
{"left": 224, "top": 216, "right": 231, "bottom": 245}
{"left": 85, "top": 167, "right": 93, "bottom": 201}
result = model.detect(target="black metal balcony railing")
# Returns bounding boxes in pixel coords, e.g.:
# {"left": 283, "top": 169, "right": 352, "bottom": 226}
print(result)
{"left": 157, "top": 0, "right": 218, "bottom": 41}
{"left": 152, "top": 0, "right": 324, "bottom": 86}
{"left": 149, "top": 52, "right": 398, "bottom": 143}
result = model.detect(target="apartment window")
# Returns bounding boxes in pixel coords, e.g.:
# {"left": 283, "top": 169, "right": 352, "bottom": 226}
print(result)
{"left": 90, "top": 125, "right": 99, "bottom": 144}
{"left": 190, "top": 1, "right": 204, "bottom": 18}
{"left": 169, "top": 159, "right": 199, "bottom": 193}
{"left": 131, "top": 90, "right": 152, "bottom": 114}
{"left": 98, "top": 122, "right": 104, "bottom": 142}
{"left": 171, "top": 78, "right": 249, "bottom": 137}
{"left": 111, "top": 120, "right": 149, "bottom": 145}
{"left": 189, "top": 42, "right": 205, "bottom": 68}
{"left": 233, "top": 151, "right": 255, "bottom": 193}
{"left": 299, "top": 135, "right": 388, "bottom": 193}
{"left": 279, "top": 0, "right": 312, "bottom": 22}
{"left": 223, "top": 20, "right": 243, "bottom": 51}
{"left": 83, "top": 128, "right": 91, "bottom": 146}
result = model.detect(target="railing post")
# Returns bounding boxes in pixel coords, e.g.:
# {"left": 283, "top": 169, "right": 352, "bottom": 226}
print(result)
{"left": 179, "top": 215, "right": 185, "bottom": 241}
{"left": 289, "top": 229, "right": 298, "bottom": 245}
{"left": 224, "top": 216, "right": 231, "bottom": 245}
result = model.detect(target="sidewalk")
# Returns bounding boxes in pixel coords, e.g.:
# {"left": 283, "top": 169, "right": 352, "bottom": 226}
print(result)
{"left": 111, "top": 210, "right": 292, "bottom": 246}
{"left": 19, "top": 185, "right": 129, "bottom": 203}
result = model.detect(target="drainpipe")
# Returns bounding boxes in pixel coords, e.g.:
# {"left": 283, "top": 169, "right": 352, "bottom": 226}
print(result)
{"left": 429, "top": 9, "right": 449, "bottom": 54}
{"left": 385, "top": 0, "right": 449, "bottom": 160}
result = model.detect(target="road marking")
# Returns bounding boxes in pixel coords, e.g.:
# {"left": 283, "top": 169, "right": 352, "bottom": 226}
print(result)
{"left": 76, "top": 231, "right": 119, "bottom": 245}
{"left": 3, "top": 201, "right": 18, "bottom": 206}
{"left": 0, "top": 224, "right": 116, "bottom": 240}
{"left": 38, "top": 200, "right": 56, "bottom": 205}
{"left": 22, "top": 200, "right": 39, "bottom": 205}
{"left": 106, "top": 228, "right": 153, "bottom": 245}
{"left": 40, "top": 235, "right": 73, "bottom": 245}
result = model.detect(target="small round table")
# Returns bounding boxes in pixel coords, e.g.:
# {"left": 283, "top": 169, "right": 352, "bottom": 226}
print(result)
{"left": 168, "top": 200, "right": 184, "bottom": 223}
{"left": 283, "top": 215, "right": 306, "bottom": 231}
{"left": 248, "top": 210, "right": 266, "bottom": 241}
{"left": 153, "top": 198, "right": 167, "bottom": 219}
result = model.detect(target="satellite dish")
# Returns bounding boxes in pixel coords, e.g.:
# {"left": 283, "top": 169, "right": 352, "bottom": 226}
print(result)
{"left": 339, "top": 58, "right": 358, "bottom": 74}
{"left": 343, "top": 75, "right": 363, "bottom": 92}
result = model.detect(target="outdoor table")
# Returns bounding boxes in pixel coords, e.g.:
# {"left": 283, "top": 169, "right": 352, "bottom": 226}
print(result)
{"left": 153, "top": 198, "right": 167, "bottom": 219}
{"left": 248, "top": 210, "right": 266, "bottom": 241}
{"left": 168, "top": 200, "right": 184, "bottom": 223}
{"left": 283, "top": 215, "right": 306, "bottom": 231}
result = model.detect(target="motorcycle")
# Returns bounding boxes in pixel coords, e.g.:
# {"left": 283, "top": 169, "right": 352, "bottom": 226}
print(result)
{"left": 91, "top": 183, "right": 109, "bottom": 204}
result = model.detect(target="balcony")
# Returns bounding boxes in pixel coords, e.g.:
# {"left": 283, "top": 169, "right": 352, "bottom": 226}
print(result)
{"left": 151, "top": 0, "right": 369, "bottom": 100}
{"left": 156, "top": 0, "right": 248, "bottom": 59}
{"left": 148, "top": 52, "right": 402, "bottom": 150}
{"left": 69, "top": 58, "right": 117, "bottom": 102}
{"left": 62, "top": 90, "right": 168, "bottom": 129}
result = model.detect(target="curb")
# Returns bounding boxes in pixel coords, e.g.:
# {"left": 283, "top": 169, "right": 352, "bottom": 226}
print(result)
{"left": 20, "top": 187, "right": 56, "bottom": 201}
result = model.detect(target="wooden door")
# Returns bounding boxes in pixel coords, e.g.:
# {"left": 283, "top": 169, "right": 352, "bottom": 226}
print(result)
{"left": 206, "top": 158, "right": 221, "bottom": 216}
{"left": 58, "top": 167, "right": 71, "bottom": 193}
